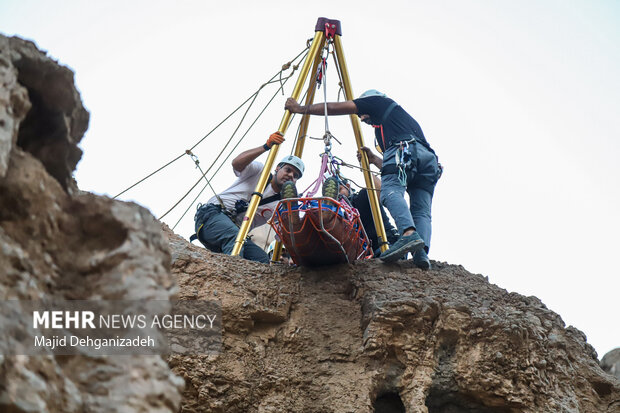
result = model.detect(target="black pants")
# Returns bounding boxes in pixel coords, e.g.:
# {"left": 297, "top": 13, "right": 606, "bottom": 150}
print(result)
{"left": 350, "top": 189, "right": 399, "bottom": 257}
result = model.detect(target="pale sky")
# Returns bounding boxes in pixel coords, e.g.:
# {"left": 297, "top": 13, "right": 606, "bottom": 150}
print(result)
{"left": 1, "top": 0, "right": 618, "bottom": 358}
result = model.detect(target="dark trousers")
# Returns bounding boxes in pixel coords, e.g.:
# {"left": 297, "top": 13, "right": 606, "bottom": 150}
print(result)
{"left": 350, "top": 189, "right": 399, "bottom": 256}
{"left": 195, "top": 204, "right": 269, "bottom": 263}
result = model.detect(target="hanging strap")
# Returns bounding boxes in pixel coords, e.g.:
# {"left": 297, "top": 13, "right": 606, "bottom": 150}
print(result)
{"left": 235, "top": 173, "right": 279, "bottom": 214}
{"left": 381, "top": 101, "right": 399, "bottom": 125}
{"left": 374, "top": 101, "right": 399, "bottom": 151}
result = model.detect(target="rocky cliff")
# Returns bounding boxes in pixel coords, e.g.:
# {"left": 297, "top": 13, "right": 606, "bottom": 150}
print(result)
{"left": 602, "top": 348, "right": 620, "bottom": 381}
{"left": 1, "top": 35, "right": 619, "bottom": 413}
{"left": 167, "top": 230, "right": 619, "bottom": 413}
{"left": 0, "top": 35, "right": 183, "bottom": 412}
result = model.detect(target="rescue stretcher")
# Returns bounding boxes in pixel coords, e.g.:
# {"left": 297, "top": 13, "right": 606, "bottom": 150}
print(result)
{"left": 270, "top": 196, "right": 373, "bottom": 266}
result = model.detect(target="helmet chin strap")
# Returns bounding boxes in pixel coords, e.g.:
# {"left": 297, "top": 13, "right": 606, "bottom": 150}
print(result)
{"left": 272, "top": 171, "right": 282, "bottom": 192}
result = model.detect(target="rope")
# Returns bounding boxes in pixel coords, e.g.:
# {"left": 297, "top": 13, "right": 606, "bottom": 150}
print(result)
{"left": 330, "top": 157, "right": 381, "bottom": 193}
{"left": 336, "top": 158, "right": 381, "bottom": 176}
{"left": 113, "top": 46, "right": 309, "bottom": 199}
{"left": 296, "top": 42, "right": 336, "bottom": 199}
{"left": 289, "top": 122, "right": 303, "bottom": 156}
{"left": 165, "top": 66, "right": 299, "bottom": 226}
{"left": 332, "top": 49, "right": 347, "bottom": 100}
{"left": 346, "top": 176, "right": 378, "bottom": 192}
{"left": 318, "top": 40, "right": 335, "bottom": 144}
{"left": 172, "top": 151, "right": 226, "bottom": 230}
{"left": 263, "top": 224, "right": 274, "bottom": 252}
{"left": 297, "top": 39, "right": 349, "bottom": 199}
{"left": 113, "top": 153, "right": 186, "bottom": 198}
{"left": 185, "top": 150, "right": 223, "bottom": 208}
{"left": 288, "top": 87, "right": 311, "bottom": 156}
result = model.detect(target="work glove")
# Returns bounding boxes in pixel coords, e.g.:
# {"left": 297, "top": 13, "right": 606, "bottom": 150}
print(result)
{"left": 265, "top": 131, "right": 285, "bottom": 150}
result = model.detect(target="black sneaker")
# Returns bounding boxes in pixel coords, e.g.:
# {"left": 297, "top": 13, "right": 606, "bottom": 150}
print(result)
{"left": 322, "top": 176, "right": 339, "bottom": 200}
{"left": 380, "top": 232, "right": 425, "bottom": 263}
{"left": 280, "top": 181, "right": 298, "bottom": 199}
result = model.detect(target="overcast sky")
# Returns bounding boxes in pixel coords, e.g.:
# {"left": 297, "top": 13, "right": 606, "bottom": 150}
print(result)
{"left": 2, "top": 0, "right": 618, "bottom": 358}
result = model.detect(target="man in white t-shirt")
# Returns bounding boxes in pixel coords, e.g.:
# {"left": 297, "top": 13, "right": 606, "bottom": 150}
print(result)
{"left": 193, "top": 132, "right": 305, "bottom": 263}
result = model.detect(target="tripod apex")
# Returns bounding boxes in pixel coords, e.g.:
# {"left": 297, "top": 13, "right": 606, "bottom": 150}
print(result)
{"left": 315, "top": 17, "right": 342, "bottom": 36}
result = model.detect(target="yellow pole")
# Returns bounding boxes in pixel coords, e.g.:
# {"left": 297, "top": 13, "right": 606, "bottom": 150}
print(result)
{"left": 294, "top": 39, "right": 325, "bottom": 157}
{"left": 270, "top": 241, "right": 284, "bottom": 264}
{"left": 232, "top": 31, "right": 326, "bottom": 256}
{"left": 333, "top": 34, "right": 389, "bottom": 253}
{"left": 272, "top": 38, "right": 325, "bottom": 263}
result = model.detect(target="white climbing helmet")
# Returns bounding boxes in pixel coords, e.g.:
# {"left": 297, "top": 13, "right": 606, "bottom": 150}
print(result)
{"left": 267, "top": 240, "right": 287, "bottom": 257}
{"left": 267, "top": 240, "right": 277, "bottom": 256}
{"left": 278, "top": 155, "right": 305, "bottom": 177}
{"left": 358, "top": 89, "right": 387, "bottom": 99}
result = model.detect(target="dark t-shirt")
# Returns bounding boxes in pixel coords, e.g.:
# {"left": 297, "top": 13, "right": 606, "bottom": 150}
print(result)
{"left": 353, "top": 95, "right": 430, "bottom": 151}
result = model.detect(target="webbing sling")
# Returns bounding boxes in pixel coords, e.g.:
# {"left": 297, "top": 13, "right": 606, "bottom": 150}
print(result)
{"left": 382, "top": 102, "right": 399, "bottom": 125}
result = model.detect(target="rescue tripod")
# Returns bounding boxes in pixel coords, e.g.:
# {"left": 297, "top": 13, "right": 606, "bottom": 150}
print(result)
{"left": 231, "top": 17, "right": 389, "bottom": 263}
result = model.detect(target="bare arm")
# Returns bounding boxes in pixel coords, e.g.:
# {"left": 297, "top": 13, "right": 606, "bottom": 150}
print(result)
{"left": 232, "top": 132, "right": 285, "bottom": 172}
{"left": 368, "top": 152, "right": 383, "bottom": 168}
{"left": 232, "top": 146, "right": 266, "bottom": 173}
{"left": 356, "top": 146, "right": 383, "bottom": 190}
{"left": 358, "top": 146, "right": 383, "bottom": 168}
{"left": 285, "top": 98, "right": 358, "bottom": 116}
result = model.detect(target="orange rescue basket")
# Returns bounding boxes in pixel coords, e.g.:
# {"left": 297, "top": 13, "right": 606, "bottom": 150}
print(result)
{"left": 270, "top": 197, "right": 373, "bottom": 266}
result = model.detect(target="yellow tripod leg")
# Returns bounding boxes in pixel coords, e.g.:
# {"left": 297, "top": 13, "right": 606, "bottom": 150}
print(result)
{"left": 231, "top": 30, "right": 326, "bottom": 257}
{"left": 333, "top": 34, "right": 389, "bottom": 253}
{"left": 272, "top": 37, "right": 325, "bottom": 263}
{"left": 293, "top": 38, "right": 325, "bottom": 158}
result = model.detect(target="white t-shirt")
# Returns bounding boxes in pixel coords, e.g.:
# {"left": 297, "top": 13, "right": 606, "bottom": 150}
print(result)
{"left": 207, "top": 161, "right": 278, "bottom": 230}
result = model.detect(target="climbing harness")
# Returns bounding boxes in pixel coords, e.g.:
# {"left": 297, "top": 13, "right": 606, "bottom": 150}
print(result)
{"left": 190, "top": 172, "right": 280, "bottom": 243}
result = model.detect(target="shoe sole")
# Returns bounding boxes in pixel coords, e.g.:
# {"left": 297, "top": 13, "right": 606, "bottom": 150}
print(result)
{"left": 281, "top": 182, "right": 298, "bottom": 199}
{"left": 322, "top": 177, "right": 339, "bottom": 200}
{"left": 380, "top": 239, "right": 425, "bottom": 263}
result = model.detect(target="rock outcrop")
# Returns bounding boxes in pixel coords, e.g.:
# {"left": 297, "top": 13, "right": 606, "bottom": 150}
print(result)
{"left": 168, "top": 230, "right": 620, "bottom": 413}
{"left": 0, "top": 35, "right": 183, "bottom": 412}
{"left": 602, "top": 348, "right": 620, "bottom": 381}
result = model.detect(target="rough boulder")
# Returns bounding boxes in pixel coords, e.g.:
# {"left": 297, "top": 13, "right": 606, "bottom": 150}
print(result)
{"left": 601, "top": 348, "right": 620, "bottom": 381}
{"left": 168, "top": 229, "right": 620, "bottom": 413}
{"left": 0, "top": 35, "right": 183, "bottom": 412}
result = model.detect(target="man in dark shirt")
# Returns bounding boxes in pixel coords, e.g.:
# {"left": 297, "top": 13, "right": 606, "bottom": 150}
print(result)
{"left": 285, "top": 90, "right": 440, "bottom": 268}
